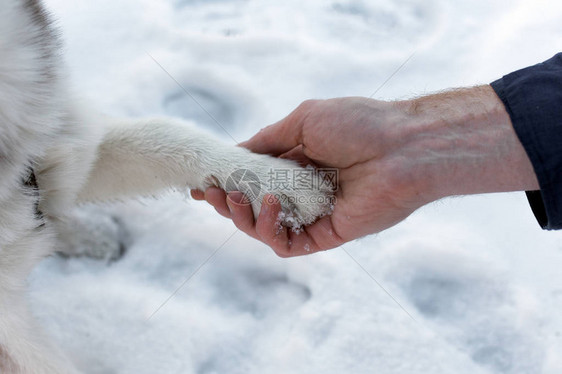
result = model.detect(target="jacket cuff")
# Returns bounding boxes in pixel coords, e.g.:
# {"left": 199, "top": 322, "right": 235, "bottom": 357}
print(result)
{"left": 490, "top": 53, "right": 562, "bottom": 230}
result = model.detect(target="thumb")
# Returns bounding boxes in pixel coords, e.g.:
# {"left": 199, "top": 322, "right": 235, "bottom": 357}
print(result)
{"left": 239, "top": 101, "right": 313, "bottom": 155}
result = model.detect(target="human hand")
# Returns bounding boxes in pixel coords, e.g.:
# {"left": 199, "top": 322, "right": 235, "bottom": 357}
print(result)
{"left": 192, "top": 87, "right": 538, "bottom": 257}
{"left": 191, "top": 97, "right": 433, "bottom": 256}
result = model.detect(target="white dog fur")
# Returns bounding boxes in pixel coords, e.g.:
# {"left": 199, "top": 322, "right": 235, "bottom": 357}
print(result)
{"left": 0, "top": 1, "right": 332, "bottom": 372}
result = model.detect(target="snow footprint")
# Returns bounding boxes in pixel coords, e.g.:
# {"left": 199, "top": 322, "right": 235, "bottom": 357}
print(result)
{"left": 56, "top": 205, "right": 130, "bottom": 261}
{"left": 209, "top": 266, "right": 312, "bottom": 318}
{"left": 161, "top": 72, "right": 254, "bottom": 137}
{"left": 384, "top": 242, "right": 544, "bottom": 374}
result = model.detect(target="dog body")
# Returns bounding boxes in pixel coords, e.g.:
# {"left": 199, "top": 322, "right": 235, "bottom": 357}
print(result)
{"left": 0, "top": 1, "right": 330, "bottom": 372}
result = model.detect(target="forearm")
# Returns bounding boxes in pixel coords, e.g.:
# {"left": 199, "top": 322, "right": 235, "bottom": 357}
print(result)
{"left": 397, "top": 85, "right": 539, "bottom": 203}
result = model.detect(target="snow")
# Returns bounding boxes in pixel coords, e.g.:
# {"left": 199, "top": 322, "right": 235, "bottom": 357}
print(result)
{"left": 27, "top": 0, "right": 562, "bottom": 373}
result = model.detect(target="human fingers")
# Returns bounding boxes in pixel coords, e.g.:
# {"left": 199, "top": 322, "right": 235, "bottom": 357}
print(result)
{"left": 253, "top": 194, "right": 291, "bottom": 256}
{"left": 252, "top": 194, "right": 332, "bottom": 257}
{"left": 226, "top": 192, "right": 260, "bottom": 240}
{"left": 190, "top": 189, "right": 205, "bottom": 200}
{"left": 300, "top": 215, "right": 344, "bottom": 251}
{"left": 267, "top": 216, "right": 343, "bottom": 257}
{"left": 203, "top": 187, "right": 231, "bottom": 218}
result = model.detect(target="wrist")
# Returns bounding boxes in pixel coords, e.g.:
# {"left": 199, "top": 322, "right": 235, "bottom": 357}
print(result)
{"left": 398, "top": 85, "right": 539, "bottom": 203}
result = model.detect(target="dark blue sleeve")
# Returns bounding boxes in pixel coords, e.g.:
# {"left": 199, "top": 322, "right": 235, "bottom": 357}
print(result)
{"left": 490, "top": 53, "right": 562, "bottom": 230}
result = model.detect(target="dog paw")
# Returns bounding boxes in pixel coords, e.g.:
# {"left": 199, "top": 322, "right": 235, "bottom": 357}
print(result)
{"left": 219, "top": 153, "right": 336, "bottom": 231}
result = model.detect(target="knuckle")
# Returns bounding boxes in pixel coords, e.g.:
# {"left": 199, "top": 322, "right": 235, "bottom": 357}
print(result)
{"left": 298, "top": 99, "right": 319, "bottom": 112}
{"left": 232, "top": 212, "right": 251, "bottom": 231}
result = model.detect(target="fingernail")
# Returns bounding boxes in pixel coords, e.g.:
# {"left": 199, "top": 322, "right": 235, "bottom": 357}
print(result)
{"left": 227, "top": 191, "right": 242, "bottom": 201}
{"left": 225, "top": 193, "right": 234, "bottom": 213}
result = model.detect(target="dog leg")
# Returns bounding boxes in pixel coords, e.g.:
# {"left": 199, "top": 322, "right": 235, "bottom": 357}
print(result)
{"left": 0, "top": 193, "right": 79, "bottom": 374}
{"left": 0, "top": 285, "right": 80, "bottom": 374}
{"left": 77, "top": 118, "right": 334, "bottom": 230}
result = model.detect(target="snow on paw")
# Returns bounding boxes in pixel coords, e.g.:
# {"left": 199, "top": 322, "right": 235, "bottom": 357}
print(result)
{"left": 222, "top": 154, "right": 336, "bottom": 231}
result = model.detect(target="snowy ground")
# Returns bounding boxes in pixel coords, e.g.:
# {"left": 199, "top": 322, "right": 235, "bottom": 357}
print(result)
{"left": 28, "top": 0, "right": 562, "bottom": 373}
